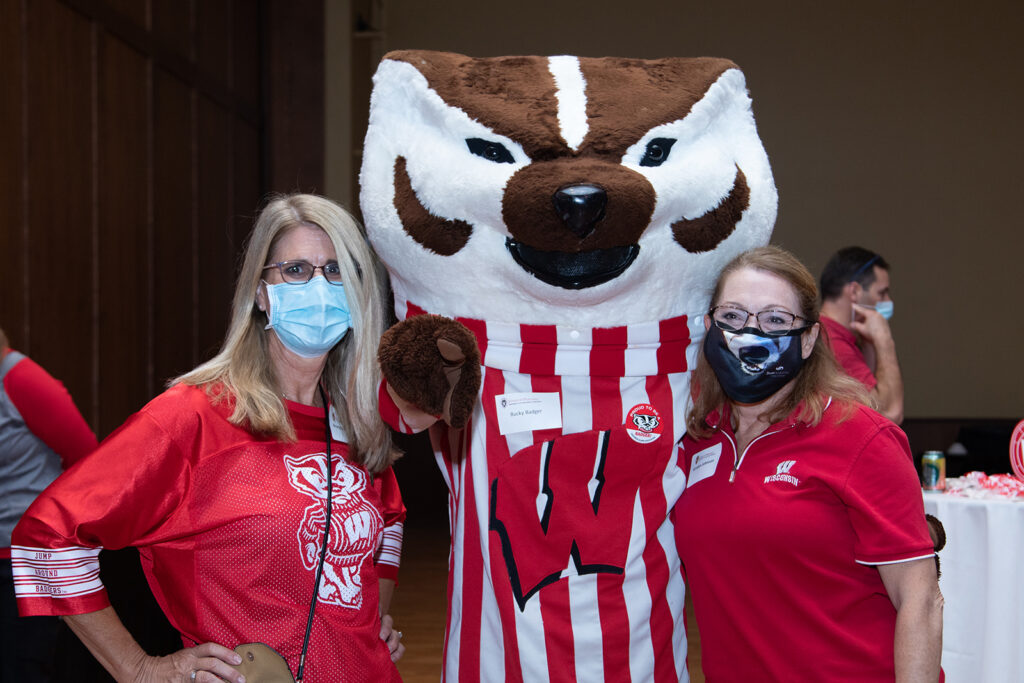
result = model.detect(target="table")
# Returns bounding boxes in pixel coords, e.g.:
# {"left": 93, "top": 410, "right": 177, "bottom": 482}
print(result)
{"left": 923, "top": 491, "right": 1024, "bottom": 682}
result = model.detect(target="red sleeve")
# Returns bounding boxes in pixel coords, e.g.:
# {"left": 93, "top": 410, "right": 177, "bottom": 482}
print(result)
{"left": 841, "top": 424, "right": 933, "bottom": 565}
{"left": 11, "top": 406, "right": 192, "bottom": 616}
{"left": 821, "top": 319, "right": 877, "bottom": 390}
{"left": 4, "top": 354, "right": 98, "bottom": 467}
{"left": 372, "top": 466, "right": 405, "bottom": 582}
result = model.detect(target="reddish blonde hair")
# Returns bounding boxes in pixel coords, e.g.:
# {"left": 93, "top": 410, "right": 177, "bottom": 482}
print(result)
{"left": 687, "top": 246, "right": 869, "bottom": 439}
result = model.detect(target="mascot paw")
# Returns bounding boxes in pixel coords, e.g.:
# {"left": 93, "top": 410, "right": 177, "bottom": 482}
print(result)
{"left": 925, "top": 513, "right": 946, "bottom": 579}
{"left": 378, "top": 315, "right": 482, "bottom": 429}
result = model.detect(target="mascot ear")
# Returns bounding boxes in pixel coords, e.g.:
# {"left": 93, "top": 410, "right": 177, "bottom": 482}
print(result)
{"left": 378, "top": 315, "right": 482, "bottom": 430}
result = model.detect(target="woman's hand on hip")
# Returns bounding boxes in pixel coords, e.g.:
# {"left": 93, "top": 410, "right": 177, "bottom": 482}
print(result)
{"left": 133, "top": 642, "right": 245, "bottom": 683}
{"left": 379, "top": 613, "right": 405, "bottom": 663}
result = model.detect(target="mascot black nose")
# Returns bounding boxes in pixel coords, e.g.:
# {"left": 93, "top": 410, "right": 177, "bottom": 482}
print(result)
{"left": 738, "top": 346, "right": 769, "bottom": 364}
{"left": 553, "top": 184, "right": 607, "bottom": 239}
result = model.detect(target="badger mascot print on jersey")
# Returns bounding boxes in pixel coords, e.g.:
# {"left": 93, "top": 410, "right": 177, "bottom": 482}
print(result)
{"left": 361, "top": 50, "right": 777, "bottom": 682}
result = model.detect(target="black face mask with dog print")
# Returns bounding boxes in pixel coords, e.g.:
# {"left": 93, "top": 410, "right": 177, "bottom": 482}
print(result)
{"left": 703, "top": 325, "right": 806, "bottom": 405}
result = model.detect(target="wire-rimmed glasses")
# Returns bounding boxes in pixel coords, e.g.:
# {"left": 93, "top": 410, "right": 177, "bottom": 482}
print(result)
{"left": 709, "top": 305, "right": 813, "bottom": 337}
{"left": 262, "top": 260, "right": 344, "bottom": 286}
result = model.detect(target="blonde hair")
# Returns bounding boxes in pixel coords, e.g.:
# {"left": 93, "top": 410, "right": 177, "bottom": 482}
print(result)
{"left": 687, "top": 246, "right": 869, "bottom": 440}
{"left": 176, "top": 193, "right": 396, "bottom": 472}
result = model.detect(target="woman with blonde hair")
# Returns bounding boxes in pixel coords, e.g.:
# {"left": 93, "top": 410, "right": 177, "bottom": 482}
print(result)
{"left": 674, "top": 246, "right": 942, "bottom": 681}
{"left": 13, "top": 194, "right": 405, "bottom": 682}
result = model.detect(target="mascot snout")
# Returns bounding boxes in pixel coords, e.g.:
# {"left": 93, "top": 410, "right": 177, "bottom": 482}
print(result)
{"left": 502, "top": 157, "right": 656, "bottom": 289}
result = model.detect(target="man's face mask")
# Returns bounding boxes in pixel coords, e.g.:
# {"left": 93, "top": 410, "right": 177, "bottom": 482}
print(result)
{"left": 874, "top": 300, "right": 894, "bottom": 320}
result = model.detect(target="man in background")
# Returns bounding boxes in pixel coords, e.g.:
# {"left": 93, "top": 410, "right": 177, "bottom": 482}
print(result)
{"left": 819, "top": 247, "right": 904, "bottom": 424}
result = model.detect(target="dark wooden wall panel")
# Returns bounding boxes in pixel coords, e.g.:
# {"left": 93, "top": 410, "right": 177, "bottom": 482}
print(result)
{"left": 234, "top": 121, "right": 262, "bottom": 258}
{"left": 103, "top": 0, "right": 146, "bottom": 27}
{"left": 197, "top": 0, "right": 231, "bottom": 90}
{"left": 97, "top": 34, "right": 150, "bottom": 436}
{"left": 152, "top": 0, "right": 193, "bottom": 56}
{"left": 4, "top": 0, "right": 325, "bottom": 445}
{"left": 265, "top": 0, "right": 325, "bottom": 193}
{"left": 152, "top": 69, "right": 196, "bottom": 384}
{"left": 233, "top": 1, "right": 260, "bottom": 110}
{"left": 26, "top": 0, "right": 96, "bottom": 421}
{"left": 0, "top": 0, "right": 27, "bottom": 348}
{"left": 196, "top": 97, "right": 234, "bottom": 361}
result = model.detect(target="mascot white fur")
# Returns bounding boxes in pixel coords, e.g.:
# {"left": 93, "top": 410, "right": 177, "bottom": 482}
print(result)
{"left": 361, "top": 51, "right": 777, "bottom": 682}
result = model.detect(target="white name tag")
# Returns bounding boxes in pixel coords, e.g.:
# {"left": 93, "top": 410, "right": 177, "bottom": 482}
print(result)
{"left": 688, "top": 442, "right": 722, "bottom": 488}
{"left": 329, "top": 405, "right": 348, "bottom": 443}
{"left": 494, "top": 392, "right": 562, "bottom": 435}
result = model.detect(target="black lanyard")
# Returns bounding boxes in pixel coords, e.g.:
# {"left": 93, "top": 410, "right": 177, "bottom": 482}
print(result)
{"left": 295, "top": 384, "right": 333, "bottom": 682}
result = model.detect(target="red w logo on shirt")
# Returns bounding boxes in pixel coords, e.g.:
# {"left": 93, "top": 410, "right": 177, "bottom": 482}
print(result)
{"left": 489, "top": 428, "right": 670, "bottom": 611}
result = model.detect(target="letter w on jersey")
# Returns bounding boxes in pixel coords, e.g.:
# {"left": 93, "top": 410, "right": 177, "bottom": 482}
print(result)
{"left": 489, "top": 427, "right": 665, "bottom": 611}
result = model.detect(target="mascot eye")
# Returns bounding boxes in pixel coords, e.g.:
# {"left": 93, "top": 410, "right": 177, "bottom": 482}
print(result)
{"left": 639, "top": 138, "right": 677, "bottom": 167}
{"left": 466, "top": 138, "right": 515, "bottom": 164}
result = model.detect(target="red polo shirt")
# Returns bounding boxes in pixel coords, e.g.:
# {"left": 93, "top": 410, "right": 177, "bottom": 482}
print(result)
{"left": 673, "top": 399, "right": 933, "bottom": 681}
{"left": 820, "top": 316, "right": 877, "bottom": 389}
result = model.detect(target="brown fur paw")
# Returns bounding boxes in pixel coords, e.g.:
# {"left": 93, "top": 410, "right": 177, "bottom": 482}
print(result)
{"left": 925, "top": 514, "right": 946, "bottom": 552}
{"left": 378, "top": 315, "right": 482, "bottom": 429}
{"left": 925, "top": 513, "right": 945, "bottom": 579}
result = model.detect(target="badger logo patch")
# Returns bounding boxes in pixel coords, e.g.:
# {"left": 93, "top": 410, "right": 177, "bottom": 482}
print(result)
{"left": 626, "top": 403, "right": 663, "bottom": 444}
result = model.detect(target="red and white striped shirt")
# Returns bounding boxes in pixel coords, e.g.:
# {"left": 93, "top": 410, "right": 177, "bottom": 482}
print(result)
{"left": 384, "top": 302, "right": 701, "bottom": 682}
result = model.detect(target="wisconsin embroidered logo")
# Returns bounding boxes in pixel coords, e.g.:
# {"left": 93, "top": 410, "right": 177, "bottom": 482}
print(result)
{"left": 284, "top": 452, "right": 383, "bottom": 609}
{"left": 763, "top": 460, "right": 800, "bottom": 486}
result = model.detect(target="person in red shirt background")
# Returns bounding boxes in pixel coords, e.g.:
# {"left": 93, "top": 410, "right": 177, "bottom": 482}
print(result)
{"left": 674, "top": 246, "right": 942, "bottom": 681}
{"left": 819, "top": 246, "right": 904, "bottom": 423}
{"left": 0, "top": 325, "right": 98, "bottom": 681}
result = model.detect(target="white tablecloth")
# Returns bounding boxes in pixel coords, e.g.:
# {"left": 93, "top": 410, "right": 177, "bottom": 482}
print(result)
{"left": 923, "top": 491, "right": 1024, "bottom": 682}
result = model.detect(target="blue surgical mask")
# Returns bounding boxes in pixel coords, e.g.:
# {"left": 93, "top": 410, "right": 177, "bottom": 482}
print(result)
{"left": 263, "top": 277, "right": 352, "bottom": 358}
{"left": 874, "top": 300, "right": 894, "bottom": 320}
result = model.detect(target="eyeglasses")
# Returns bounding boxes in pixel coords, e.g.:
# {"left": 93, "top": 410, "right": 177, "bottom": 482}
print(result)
{"left": 262, "top": 260, "right": 344, "bottom": 285}
{"left": 709, "top": 305, "right": 813, "bottom": 337}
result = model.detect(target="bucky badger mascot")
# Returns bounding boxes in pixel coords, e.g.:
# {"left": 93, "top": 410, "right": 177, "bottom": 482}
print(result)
{"left": 361, "top": 51, "right": 777, "bottom": 681}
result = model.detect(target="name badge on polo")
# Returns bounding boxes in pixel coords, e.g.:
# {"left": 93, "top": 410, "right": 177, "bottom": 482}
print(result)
{"left": 687, "top": 442, "right": 722, "bottom": 488}
{"left": 495, "top": 392, "right": 562, "bottom": 435}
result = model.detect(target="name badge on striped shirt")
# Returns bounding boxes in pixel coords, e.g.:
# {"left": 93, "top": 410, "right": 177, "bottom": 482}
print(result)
{"left": 495, "top": 392, "right": 563, "bottom": 435}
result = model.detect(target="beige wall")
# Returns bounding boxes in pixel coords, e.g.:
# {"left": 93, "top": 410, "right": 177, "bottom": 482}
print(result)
{"left": 327, "top": 0, "right": 1024, "bottom": 419}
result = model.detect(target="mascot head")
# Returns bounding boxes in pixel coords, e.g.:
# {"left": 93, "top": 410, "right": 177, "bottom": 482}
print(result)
{"left": 360, "top": 51, "right": 777, "bottom": 327}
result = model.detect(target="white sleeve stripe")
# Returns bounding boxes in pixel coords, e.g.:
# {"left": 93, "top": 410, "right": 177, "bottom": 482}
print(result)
{"left": 12, "top": 572, "right": 102, "bottom": 586}
{"left": 11, "top": 545, "right": 103, "bottom": 561}
{"left": 856, "top": 552, "right": 936, "bottom": 566}
{"left": 377, "top": 523, "right": 403, "bottom": 568}
{"left": 11, "top": 546, "right": 103, "bottom": 599}
{"left": 14, "top": 580, "right": 105, "bottom": 599}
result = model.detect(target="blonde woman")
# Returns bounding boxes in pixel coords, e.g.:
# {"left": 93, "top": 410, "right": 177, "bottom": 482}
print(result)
{"left": 13, "top": 194, "right": 405, "bottom": 683}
